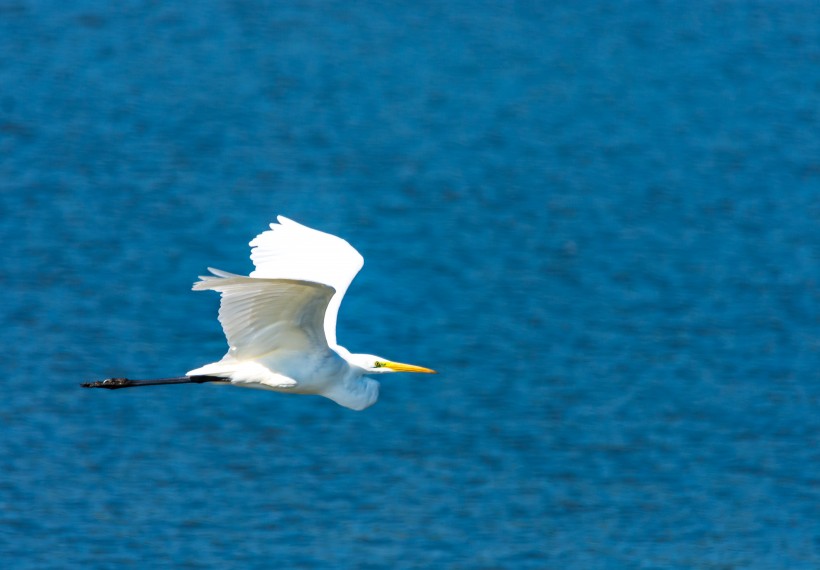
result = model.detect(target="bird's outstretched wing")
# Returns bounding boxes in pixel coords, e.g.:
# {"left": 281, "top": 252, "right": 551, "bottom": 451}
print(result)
{"left": 193, "top": 269, "right": 335, "bottom": 359}
{"left": 247, "top": 216, "right": 364, "bottom": 347}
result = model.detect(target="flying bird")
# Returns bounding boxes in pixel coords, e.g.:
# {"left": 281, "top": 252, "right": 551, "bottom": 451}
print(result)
{"left": 82, "top": 216, "right": 436, "bottom": 410}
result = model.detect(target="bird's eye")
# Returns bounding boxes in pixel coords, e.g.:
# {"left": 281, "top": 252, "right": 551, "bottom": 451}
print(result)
{"left": 374, "top": 361, "right": 386, "bottom": 368}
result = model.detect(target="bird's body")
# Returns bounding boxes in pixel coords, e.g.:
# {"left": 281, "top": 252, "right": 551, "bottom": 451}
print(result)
{"left": 83, "top": 216, "right": 434, "bottom": 410}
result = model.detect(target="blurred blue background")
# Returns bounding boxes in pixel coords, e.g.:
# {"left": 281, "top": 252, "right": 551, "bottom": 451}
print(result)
{"left": 2, "top": 1, "right": 819, "bottom": 568}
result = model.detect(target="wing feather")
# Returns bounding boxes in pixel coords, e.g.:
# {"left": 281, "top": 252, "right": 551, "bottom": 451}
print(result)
{"left": 247, "top": 216, "right": 363, "bottom": 347}
{"left": 193, "top": 272, "right": 335, "bottom": 359}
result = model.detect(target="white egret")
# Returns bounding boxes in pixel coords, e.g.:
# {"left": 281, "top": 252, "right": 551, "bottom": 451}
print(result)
{"left": 82, "top": 216, "right": 436, "bottom": 410}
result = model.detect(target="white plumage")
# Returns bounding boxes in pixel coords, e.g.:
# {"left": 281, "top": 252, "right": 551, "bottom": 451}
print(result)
{"left": 247, "top": 216, "right": 364, "bottom": 348}
{"left": 185, "top": 216, "right": 435, "bottom": 410}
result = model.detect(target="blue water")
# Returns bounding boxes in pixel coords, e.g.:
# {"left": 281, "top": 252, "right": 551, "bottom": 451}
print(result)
{"left": 2, "top": 1, "right": 819, "bottom": 567}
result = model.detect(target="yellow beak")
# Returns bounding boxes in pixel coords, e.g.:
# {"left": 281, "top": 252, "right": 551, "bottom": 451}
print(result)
{"left": 383, "top": 361, "right": 437, "bottom": 374}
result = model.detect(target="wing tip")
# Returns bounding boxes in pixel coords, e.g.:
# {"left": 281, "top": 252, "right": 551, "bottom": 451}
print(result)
{"left": 251, "top": 218, "right": 287, "bottom": 247}
{"left": 192, "top": 267, "right": 240, "bottom": 290}
{"left": 248, "top": 215, "right": 364, "bottom": 282}
{"left": 207, "top": 267, "right": 240, "bottom": 278}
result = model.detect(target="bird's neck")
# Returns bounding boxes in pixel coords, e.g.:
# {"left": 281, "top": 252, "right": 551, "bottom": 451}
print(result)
{"left": 322, "top": 370, "right": 380, "bottom": 411}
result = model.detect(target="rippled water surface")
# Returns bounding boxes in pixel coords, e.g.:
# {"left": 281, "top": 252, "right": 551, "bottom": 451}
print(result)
{"left": 2, "top": 2, "right": 819, "bottom": 568}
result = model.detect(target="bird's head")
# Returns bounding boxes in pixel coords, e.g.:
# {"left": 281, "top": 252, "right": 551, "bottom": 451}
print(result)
{"left": 349, "top": 353, "right": 437, "bottom": 375}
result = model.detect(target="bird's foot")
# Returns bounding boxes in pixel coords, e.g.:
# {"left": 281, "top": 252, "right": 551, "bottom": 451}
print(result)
{"left": 81, "top": 378, "right": 131, "bottom": 389}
